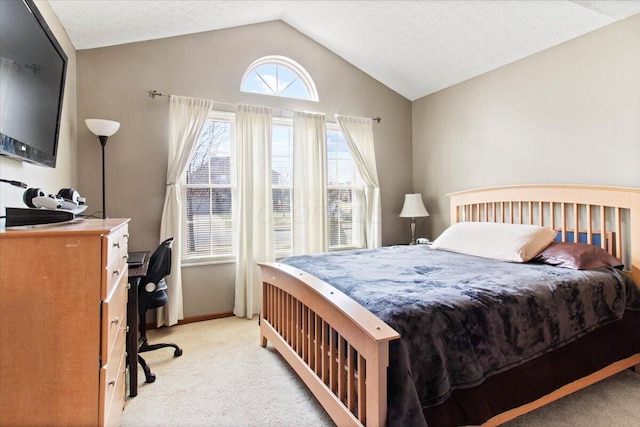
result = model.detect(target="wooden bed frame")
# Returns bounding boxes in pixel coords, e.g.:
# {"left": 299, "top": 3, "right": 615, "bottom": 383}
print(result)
{"left": 259, "top": 185, "right": 640, "bottom": 427}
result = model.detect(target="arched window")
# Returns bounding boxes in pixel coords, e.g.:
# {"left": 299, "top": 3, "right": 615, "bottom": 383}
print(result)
{"left": 240, "top": 55, "right": 319, "bottom": 102}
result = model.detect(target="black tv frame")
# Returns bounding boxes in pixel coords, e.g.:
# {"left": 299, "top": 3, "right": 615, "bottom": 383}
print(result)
{"left": 0, "top": 0, "right": 68, "bottom": 168}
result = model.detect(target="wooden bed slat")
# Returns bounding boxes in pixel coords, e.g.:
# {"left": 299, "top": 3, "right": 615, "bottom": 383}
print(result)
{"left": 322, "top": 320, "right": 329, "bottom": 383}
{"left": 561, "top": 203, "right": 567, "bottom": 242}
{"left": 338, "top": 336, "right": 345, "bottom": 401}
{"left": 539, "top": 201, "right": 544, "bottom": 226}
{"left": 573, "top": 203, "right": 580, "bottom": 243}
{"left": 587, "top": 204, "right": 593, "bottom": 245}
{"left": 509, "top": 201, "right": 514, "bottom": 224}
{"left": 350, "top": 349, "right": 355, "bottom": 410}
{"left": 358, "top": 353, "right": 366, "bottom": 423}
{"left": 600, "top": 205, "right": 606, "bottom": 251}
{"left": 518, "top": 201, "right": 523, "bottom": 224}
{"left": 616, "top": 207, "right": 622, "bottom": 261}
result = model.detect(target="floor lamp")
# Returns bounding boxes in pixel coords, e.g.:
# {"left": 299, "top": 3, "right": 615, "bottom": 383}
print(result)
{"left": 399, "top": 193, "right": 429, "bottom": 245}
{"left": 85, "top": 119, "right": 120, "bottom": 219}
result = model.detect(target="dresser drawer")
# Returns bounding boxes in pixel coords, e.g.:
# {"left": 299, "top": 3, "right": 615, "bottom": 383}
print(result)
{"left": 101, "top": 272, "right": 128, "bottom": 366}
{"left": 106, "top": 225, "right": 128, "bottom": 266}
{"left": 100, "top": 333, "right": 126, "bottom": 427}
{"left": 102, "top": 244, "right": 128, "bottom": 301}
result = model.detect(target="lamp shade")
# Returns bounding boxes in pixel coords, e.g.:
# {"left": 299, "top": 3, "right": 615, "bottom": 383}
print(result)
{"left": 85, "top": 119, "right": 120, "bottom": 137}
{"left": 399, "top": 193, "right": 429, "bottom": 218}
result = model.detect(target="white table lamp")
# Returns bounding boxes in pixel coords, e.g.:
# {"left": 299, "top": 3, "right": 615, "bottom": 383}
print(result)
{"left": 399, "top": 193, "right": 429, "bottom": 245}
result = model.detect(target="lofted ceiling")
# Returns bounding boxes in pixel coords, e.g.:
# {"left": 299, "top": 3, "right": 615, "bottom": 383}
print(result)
{"left": 48, "top": 0, "right": 640, "bottom": 101}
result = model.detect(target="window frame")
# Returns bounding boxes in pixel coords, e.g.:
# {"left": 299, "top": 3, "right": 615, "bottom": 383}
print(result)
{"left": 271, "top": 117, "right": 295, "bottom": 260}
{"left": 179, "top": 113, "right": 367, "bottom": 265}
{"left": 180, "top": 111, "right": 237, "bottom": 266}
{"left": 240, "top": 55, "right": 319, "bottom": 102}
{"left": 326, "top": 123, "right": 366, "bottom": 252}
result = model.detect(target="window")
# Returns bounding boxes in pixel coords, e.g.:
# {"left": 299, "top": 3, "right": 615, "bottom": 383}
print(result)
{"left": 272, "top": 122, "right": 294, "bottom": 259}
{"left": 270, "top": 122, "right": 365, "bottom": 259}
{"left": 180, "top": 114, "right": 366, "bottom": 263}
{"left": 241, "top": 56, "right": 319, "bottom": 102}
{"left": 181, "top": 113, "right": 235, "bottom": 263}
{"left": 327, "top": 126, "right": 365, "bottom": 250}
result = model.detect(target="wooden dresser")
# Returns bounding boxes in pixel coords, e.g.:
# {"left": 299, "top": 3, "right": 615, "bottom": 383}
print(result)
{"left": 0, "top": 218, "right": 130, "bottom": 426}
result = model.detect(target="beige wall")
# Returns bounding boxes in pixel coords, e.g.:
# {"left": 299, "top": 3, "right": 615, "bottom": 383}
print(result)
{"left": 6, "top": 7, "right": 637, "bottom": 320}
{"left": 412, "top": 15, "right": 640, "bottom": 239}
{"left": 0, "top": 1, "right": 77, "bottom": 212}
{"left": 76, "top": 21, "right": 413, "bottom": 317}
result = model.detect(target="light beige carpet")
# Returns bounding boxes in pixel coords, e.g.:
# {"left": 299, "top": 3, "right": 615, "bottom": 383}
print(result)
{"left": 121, "top": 317, "right": 640, "bottom": 427}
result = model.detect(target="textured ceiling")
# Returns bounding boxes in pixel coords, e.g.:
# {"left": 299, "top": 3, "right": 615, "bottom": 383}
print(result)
{"left": 48, "top": 0, "right": 640, "bottom": 101}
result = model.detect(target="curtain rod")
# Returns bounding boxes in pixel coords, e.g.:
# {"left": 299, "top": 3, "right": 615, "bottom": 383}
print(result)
{"left": 147, "top": 90, "right": 382, "bottom": 123}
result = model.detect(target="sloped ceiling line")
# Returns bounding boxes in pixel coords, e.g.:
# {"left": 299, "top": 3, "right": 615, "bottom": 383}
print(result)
{"left": 48, "top": 0, "right": 640, "bottom": 100}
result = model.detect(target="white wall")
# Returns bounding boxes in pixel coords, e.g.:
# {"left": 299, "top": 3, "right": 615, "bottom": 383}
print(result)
{"left": 0, "top": 1, "right": 77, "bottom": 215}
{"left": 412, "top": 15, "right": 640, "bottom": 239}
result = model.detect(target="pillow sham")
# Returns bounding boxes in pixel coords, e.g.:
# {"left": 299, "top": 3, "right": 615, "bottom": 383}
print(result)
{"left": 530, "top": 241, "right": 623, "bottom": 270}
{"left": 431, "top": 222, "right": 557, "bottom": 263}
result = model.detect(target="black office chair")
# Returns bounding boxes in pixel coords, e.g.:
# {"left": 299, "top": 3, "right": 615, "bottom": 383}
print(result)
{"left": 138, "top": 237, "right": 183, "bottom": 383}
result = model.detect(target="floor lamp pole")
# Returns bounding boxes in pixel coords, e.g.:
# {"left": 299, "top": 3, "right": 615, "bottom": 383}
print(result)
{"left": 99, "top": 135, "right": 108, "bottom": 219}
{"left": 85, "top": 119, "right": 120, "bottom": 219}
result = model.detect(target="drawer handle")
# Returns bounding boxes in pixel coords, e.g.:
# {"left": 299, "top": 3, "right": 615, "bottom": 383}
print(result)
{"left": 111, "top": 317, "right": 119, "bottom": 325}
{"left": 108, "top": 378, "right": 116, "bottom": 387}
{"left": 124, "top": 254, "right": 129, "bottom": 261}
{"left": 123, "top": 233, "right": 130, "bottom": 239}
{"left": 126, "top": 282, "right": 131, "bottom": 290}
{"left": 113, "top": 268, "right": 120, "bottom": 276}
{"left": 113, "top": 241, "right": 121, "bottom": 248}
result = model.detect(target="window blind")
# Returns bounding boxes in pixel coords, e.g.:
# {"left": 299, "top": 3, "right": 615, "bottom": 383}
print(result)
{"left": 272, "top": 124, "right": 293, "bottom": 259}
{"left": 327, "top": 127, "right": 365, "bottom": 249}
{"left": 181, "top": 119, "right": 234, "bottom": 260}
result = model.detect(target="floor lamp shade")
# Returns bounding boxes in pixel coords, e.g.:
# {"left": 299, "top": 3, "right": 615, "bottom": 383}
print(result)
{"left": 399, "top": 193, "right": 429, "bottom": 245}
{"left": 85, "top": 119, "right": 120, "bottom": 137}
{"left": 85, "top": 119, "right": 120, "bottom": 219}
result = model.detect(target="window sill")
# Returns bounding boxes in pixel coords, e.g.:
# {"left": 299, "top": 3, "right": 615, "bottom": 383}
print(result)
{"left": 181, "top": 256, "right": 236, "bottom": 267}
{"left": 329, "top": 246, "right": 363, "bottom": 252}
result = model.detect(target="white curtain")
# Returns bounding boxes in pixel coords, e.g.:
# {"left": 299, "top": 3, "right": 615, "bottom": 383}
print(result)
{"left": 158, "top": 95, "right": 214, "bottom": 327}
{"left": 336, "top": 115, "right": 382, "bottom": 248}
{"left": 233, "top": 104, "right": 274, "bottom": 319}
{"left": 293, "top": 112, "right": 328, "bottom": 254}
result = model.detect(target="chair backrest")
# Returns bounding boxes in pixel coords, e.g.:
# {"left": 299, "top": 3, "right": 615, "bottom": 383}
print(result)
{"left": 145, "top": 237, "right": 173, "bottom": 285}
{"left": 139, "top": 237, "right": 173, "bottom": 312}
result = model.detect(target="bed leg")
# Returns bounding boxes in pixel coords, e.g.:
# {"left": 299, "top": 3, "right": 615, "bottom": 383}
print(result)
{"left": 634, "top": 364, "right": 640, "bottom": 374}
{"left": 260, "top": 333, "right": 267, "bottom": 348}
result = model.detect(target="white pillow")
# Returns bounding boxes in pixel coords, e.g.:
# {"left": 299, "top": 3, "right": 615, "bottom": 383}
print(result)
{"left": 431, "top": 222, "right": 557, "bottom": 263}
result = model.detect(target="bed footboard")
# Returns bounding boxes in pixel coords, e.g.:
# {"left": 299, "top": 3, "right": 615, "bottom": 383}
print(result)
{"left": 259, "top": 262, "right": 400, "bottom": 427}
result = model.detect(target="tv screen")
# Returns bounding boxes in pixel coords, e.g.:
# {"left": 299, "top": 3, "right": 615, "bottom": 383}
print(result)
{"left": 0, "top": 0, "right": 68, "bottom": 168}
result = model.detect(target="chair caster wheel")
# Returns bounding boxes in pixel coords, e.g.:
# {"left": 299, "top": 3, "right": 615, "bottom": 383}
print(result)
{"left": 174, "top": 348, "right": 183, "bottom": 357}
{"left": 146, "top": 373, "right": 156, "bottom": 383}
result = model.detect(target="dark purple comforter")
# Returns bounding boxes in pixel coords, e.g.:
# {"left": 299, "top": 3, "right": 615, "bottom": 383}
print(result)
{"left": 282, "top": 245, "right": 640, "bottom": 426}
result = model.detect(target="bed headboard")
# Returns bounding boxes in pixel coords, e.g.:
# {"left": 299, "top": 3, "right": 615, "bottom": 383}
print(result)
{"left": 447, "top": 185, "right": 640, "bottom": 283}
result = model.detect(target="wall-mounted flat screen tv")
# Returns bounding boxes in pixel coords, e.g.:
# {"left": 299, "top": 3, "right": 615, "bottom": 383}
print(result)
{"left": 0, "top": 0, "right": 68, "bottom": 168}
